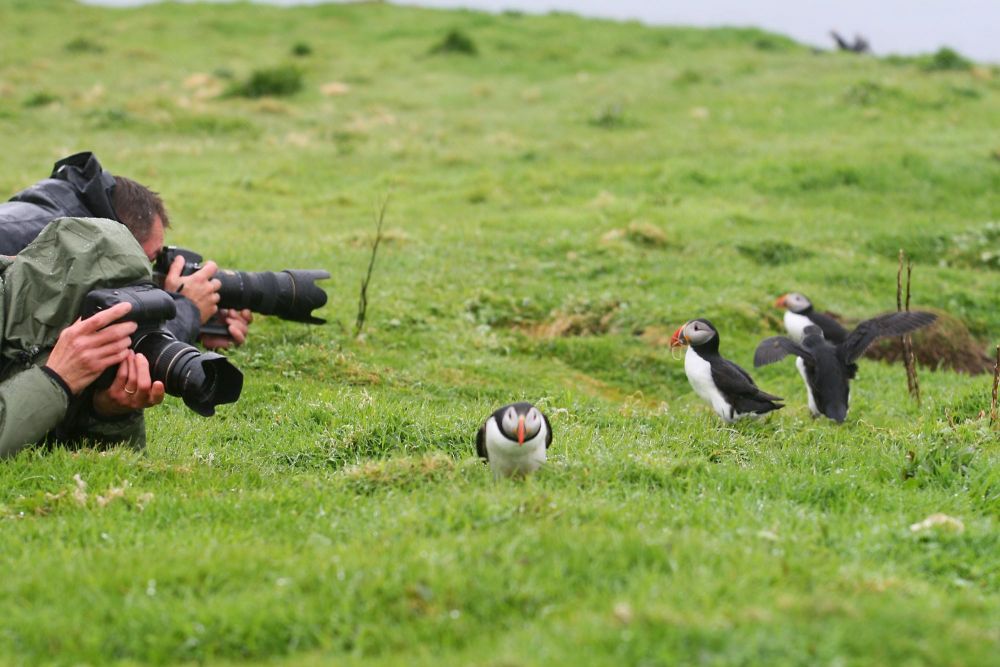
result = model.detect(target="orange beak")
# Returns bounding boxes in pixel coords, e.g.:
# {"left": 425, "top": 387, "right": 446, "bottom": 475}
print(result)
{"left": 670, "top": 324, "right": 686, "bottom": 348}
{"left": 517, "top": 415, "right": 525, "bottom": 445}
{"left": 774, "top": 294, "right": 788, "bottom": 308}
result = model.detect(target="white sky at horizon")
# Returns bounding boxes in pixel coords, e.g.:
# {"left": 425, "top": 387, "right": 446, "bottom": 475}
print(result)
{"left": 81, "top": 0, "right": 1000, "bottom": 63}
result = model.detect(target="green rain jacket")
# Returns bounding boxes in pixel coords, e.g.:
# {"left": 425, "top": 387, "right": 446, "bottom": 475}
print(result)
{"left": 0, "top": 217, "right": 152, "bottom": 458}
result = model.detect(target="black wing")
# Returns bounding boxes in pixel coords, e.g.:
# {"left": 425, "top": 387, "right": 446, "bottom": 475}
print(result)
{"left": 542, "top": 411, "right": 553, "bottom": 449}
{"left": 712, "top": 358, "right": 783, "bottom": 402}
{"left": 475, "top": 422, "right": 489, "bottom": 460}
{"left": 809, "top": 311, "right": 849, "bottom": 344}
{"left": 838, "top": 311, "right": 937, "bottom": 364}
{"left": 754, "top": 336, "right": 814, "bottom": 367}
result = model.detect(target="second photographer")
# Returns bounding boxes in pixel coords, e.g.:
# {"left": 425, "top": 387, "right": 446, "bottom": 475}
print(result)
{"left": 0, "top": 151, "right": 253, "bottom": 350}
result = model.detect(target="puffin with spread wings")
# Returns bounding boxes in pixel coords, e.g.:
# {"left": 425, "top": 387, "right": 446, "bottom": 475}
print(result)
{"left": 754, "top": 311, "right": 936, "bottom": 422}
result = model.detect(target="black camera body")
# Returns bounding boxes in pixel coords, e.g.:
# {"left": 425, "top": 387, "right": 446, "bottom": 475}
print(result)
{"left": 153, "top": 247, "right": 330, "bottom": 332}
{"left": 81, "top": 283, "right": 177, "bottom": 326}
{"left": 81, "top": 284, "right": 243, "bottom": 417}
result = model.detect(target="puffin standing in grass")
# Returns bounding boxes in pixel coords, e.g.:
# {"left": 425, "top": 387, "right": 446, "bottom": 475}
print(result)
{"left": 775, "top": 292, "right": 849, "bottom": 344}
{"left": 670, "top": 319, "right": 784, "bottom": 422}
{"left": 754, "top": 311, "right": 936, "bottom": 422}
{"left": 476, "top": 402, "right": 552, "bottom": 478}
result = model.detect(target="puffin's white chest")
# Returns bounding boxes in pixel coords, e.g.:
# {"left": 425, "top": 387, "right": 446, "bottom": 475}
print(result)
{"left": 484, "top": 418, "right": 547, "bottom": 478}
{"left": 784, "top": 311, "right": 813, "bottom": 343}
{"left": 796, "top": 356, "right": 819, "bottom": 416}
{"left": 684, "top": 347, "right": 735, "bottom": 422}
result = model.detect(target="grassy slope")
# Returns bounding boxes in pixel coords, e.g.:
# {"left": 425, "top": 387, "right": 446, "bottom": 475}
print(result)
{"left": 0, "top": 1, "right": 998, "bottom": 664}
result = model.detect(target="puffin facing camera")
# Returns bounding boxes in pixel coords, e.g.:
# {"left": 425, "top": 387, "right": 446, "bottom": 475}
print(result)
{"left": 80, "top": 284, "right": 243, "bottom": 416}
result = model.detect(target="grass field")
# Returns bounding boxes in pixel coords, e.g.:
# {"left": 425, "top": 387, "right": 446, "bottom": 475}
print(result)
{"left": 1, "top": 1, "right": 999, "bottom": 664}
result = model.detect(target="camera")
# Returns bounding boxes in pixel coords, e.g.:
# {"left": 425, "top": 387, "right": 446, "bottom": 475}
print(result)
{"left": 80, "top": 284, "right": 243, "bottom": 416}
{"left": 153, "top": 247, "right": 330, "bottom": 328}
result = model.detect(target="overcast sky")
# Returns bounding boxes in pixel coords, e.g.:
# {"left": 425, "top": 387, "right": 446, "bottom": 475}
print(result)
{"left": 82, "top": 0, "right": 1000, "bottom": 63}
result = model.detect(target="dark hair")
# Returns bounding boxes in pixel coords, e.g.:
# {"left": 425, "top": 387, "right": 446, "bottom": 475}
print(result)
{"left": 110, "top": 175, "right": 170, "bottom": 242}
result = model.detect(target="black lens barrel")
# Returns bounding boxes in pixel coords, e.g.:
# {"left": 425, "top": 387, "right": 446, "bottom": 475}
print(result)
{"left": 133, "top": 332, "right": 243, "bottom": 416}
{"left": 214, "top": 269, "right": 329, "bottom": 324}
{"left": 82, "top": 284, "right": 244, "bottom": 417}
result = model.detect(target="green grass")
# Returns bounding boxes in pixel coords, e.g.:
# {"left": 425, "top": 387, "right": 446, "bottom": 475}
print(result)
{"left": 1, "top": 1, "right": 998, "bottom": 665}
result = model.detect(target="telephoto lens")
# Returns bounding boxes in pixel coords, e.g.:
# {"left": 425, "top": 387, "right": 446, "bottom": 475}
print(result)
{"left": 80, "top": 285, "right": 243, "bottom": 416}
{"left": 214, "top": 269, "right": 330, "bottom": 324}
{"left": 154, "top": 247, "right": 330, "bottom": 324}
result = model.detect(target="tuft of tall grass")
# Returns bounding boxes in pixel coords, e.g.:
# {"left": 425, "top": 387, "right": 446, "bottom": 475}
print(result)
{"left": 429, "top": 29, "right": 478, "bottom": 56}
{"left": 226, "top": 65, "right": 304, "bottom": 98}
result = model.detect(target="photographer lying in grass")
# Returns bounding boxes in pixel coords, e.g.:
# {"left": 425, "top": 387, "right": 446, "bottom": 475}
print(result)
{"left": 0, "top": 218, "right": 166, "bottom": 457}
{"left": 0, "top": 152, "right": 252, "bottom": 350}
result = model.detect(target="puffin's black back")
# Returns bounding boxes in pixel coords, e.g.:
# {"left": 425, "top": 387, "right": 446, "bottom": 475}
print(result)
{"left": 707, "top": 357, "right": 784, "bottom": 417}
{"left": 801, "top": 334, "right": 851, "bottom": 422}
{"left": 805, "top": 309, "right": 849, "bottom": 344}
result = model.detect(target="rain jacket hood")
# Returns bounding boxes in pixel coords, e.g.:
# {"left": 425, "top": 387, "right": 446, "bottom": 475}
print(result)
{"left": 1, "top": 216, "right": 150, "bottom": 356}
{"left": 0, "top": 152, "right": 119, "bottom": 256}
{"left": 0, "top": 217, "right": 151, "bottom": 457}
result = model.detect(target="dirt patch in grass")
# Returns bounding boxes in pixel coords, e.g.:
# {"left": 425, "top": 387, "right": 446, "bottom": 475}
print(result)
{"left": 521, "top": 298, "right": 622, "bottom": 338}
{"left": 346, "top": 108, "right": 398, "bottom": 133}
{"left": 636, "top": 324, "right": 674, "bottom": 348}
{"left": 182, "top": 72, "right": 225, "bottom": 100}
{"left": 600, "top": 221, "right": 673, "bottom": 249}
{"left": 320, "top": 81, "right": 351, "bottom": 96}
{"left": 866, "top": 309, "right": 993, "bottom": 375}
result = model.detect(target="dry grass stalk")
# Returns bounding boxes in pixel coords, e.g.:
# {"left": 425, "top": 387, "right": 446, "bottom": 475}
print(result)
{"left": 991, "top": 345, "right": 999, "bottom": 428}
{"left": 354, "top": 196, "right": 389, "bottom": 338}
{"left": 896, "top": 249, "right": 903, "bottom": 311}
{"left": 904, "top": 257, "right": 920, "bottom": 404}
{"left": 898, "top": 249, "right": 920, "bottom": 405}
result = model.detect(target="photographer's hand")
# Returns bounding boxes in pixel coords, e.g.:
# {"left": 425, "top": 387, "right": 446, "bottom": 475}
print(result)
{"left": 164, "top": 254, "right": 221, "bottom": 324}
{"left": 200, "top": 309, "right": 254, "bottom": 350}
{"left": 45, "top": 302, "right": 137, "bottom": 394}
{"left": 93, "top": 351, "right": 166, "bottom": 417}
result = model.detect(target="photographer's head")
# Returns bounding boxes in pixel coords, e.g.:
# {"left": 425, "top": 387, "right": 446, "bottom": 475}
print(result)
{"left": 111, "top": 176, "right": 169, "bottom": 261}
{"left": 108, "top": 172, "right": 253, "bottom": 348}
